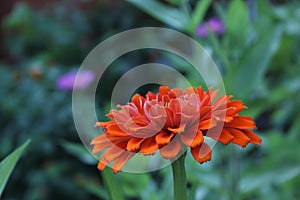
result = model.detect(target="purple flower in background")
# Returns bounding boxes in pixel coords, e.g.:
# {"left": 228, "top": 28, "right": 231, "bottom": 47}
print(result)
{"left": 56, "top": 70, "right": 95, "bottom": 91}
{"left": 197, "top": 17, "right": 225, "bottom": 38}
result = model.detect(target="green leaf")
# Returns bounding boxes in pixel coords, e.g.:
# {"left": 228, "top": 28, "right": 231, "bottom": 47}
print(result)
{"left": 127, "top": 0, "right": 190, "bottom": 30}
{"left": 225, "top": 0, "right": 249, "bottom": 51}
{"left": 0, "top": 140, "right": 31, "bottom": 197}
{"left": 232, "top": 26, "right": 282, "bottom": 98}
{"left": 189, "top": 0, "right": 212, "bottom": 32}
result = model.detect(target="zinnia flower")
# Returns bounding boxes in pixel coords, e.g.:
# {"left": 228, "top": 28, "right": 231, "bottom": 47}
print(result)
{"left": 56, "top": 70, "right": 95, "bottom": 91}
{"left": 91, "top": 86, "right": 261, "bottom": 173}
{"left": 197, "top": 17, "right": 225, "bottom": 38}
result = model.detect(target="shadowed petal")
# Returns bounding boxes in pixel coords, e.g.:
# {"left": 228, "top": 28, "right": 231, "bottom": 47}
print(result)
{"left": 181, "top": 130, "right": 204, "bottom": 147}
{"left": 127, "top": 137, "right": 145, "bottom": 151}
{"left": 112, "top": 152, "right": 134, "bottom": 173}
{"left": 228, "top": 128, "right": 251, "bottom": 147}
{"left": 155, "top": 131, "right": 174, "bottom": 145}
{"left": 140, "top": 137, "right": 159, "bottom": 155}
{"left": 191, "top": 143, "right": 212, "bottom": 164}
{"left": 160, "top": 138, "right": 181, "bottom": 159}
{"left": 242, "top": 129, "right": 262, "bottom": 145}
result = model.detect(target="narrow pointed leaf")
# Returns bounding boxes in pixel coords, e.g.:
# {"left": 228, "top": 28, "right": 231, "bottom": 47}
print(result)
{"left": 0, "top": 140, "right": 31, "bottom": 197}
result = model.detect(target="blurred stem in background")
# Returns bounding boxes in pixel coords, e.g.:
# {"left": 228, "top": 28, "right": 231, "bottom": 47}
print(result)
{"left": 172, "top": 152, "right": 187, "bottom": 200}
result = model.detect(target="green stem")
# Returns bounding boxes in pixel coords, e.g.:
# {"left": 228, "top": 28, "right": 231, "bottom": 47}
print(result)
{"left": 102, "top": 168, "right": 125, "bottom": 200}
{"left": 171, "top": 153, "right": 187, "bottom": 200}
{"left": 230, "top": 148, "right": 240, "bottom": 200}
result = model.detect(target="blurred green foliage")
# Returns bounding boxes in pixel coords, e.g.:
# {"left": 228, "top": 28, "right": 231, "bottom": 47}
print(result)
{"left": 0, "top": 0, "right": 300, "bottom": 199}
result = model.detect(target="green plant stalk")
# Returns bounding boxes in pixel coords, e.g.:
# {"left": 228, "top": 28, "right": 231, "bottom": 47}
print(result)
{"left": 102, "top": 168, "right": 125, "bottom": 200}
{"left": 171, "top": 153, "right": 187, "bottom": 200}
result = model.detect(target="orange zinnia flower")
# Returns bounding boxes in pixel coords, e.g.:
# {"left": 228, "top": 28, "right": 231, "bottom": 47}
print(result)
{"left": 91, "top": 86, "right": 261, "bottom": 173}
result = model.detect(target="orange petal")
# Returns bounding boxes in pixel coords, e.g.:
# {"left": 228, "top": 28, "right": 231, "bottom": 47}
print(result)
{"left": 191, "top": 143, "right": 212, "bottom": 164}
{"left": 182, "top": 103, "right": 199, "bottom": 117}
{"left": 95, "top": 121, "right": 112, "bottom": 128}
{"left": 91, "top": 134, "right": 109, "bottom": 145}
{"left": 97, "top": 160, "right": 108, "bottom": 171}
{"left": 165, "top": 108, "right": 174, "bottom": 127}
{"left": 97, "top": 146, "right": 125, "bottom": 171}
{"left": 131, "top": 94, "right": 145, "bottom": 114}
{"left": 198, "top": 118, "right": 217, "bottom": 129}
{"left": 213, "top": 110, "right": 233, "bottom": 122}
{"left": 168, "top": 124, "right": 186, "bottom": 133}
{"left": 197, "top": 86, "right": 208, "bottom": 102}
{"left": 92, "top": 144, "right": 111, "bottom": 154}
{"left": 106, "top": 124, "right": 129, "bottom": 137}
{"left": 114, "top": 140, "right": 128, "bottom": 149}
{"left": 91, "top": 135, "right": 112, "bottom": 153}
{"left": 155, "top": 131, "right": 174, "bottom": 145}
{"left": 127, "top": 137, "right": 145, "bottom": 151}
{"left": 108, "top": 136, "right": 130, "bottom": 143}
{"left": 208, "top": 88, "right": 219, "bottom": 101}
{"left": 184, "top": 87, "right": 195, "bottom": 95}
{"left": 111, "top": 109, "right": 129, "bottom": 123}
{"left": 242, "top": 129, "right": 262, "bottom": 145}
{"left": 199, "top": 106, "right": 212, "bottom": 120}
{"left": 146, "top": 91, "right": 156, "bottom": 100}
{"left": 160, "top": 138, "right": 182, "bottom": 159}
{"left": 159, "top": 86, "right": 170, "bottom": 95}
{"left": 123, "top": 116, "right": 149, "bottom": 130}
{"left": 225, "top": 116, "right": 256, "bottom": 129}
{"left": 148, "top": 104, "right": 166, "bottom": 119}
{"left": 172, "top": 88, "right": 183, "bottom": 97}
{"left": 168, "top": 99, "right": 181, "bottom": 125}
{"left": 181, "top": 130, "right": 204, "bottom": 147}
{"left": 197, "top": 86, "right": 203, "bottom": 95}
{"left": 168, "top": 99, "right": 181, "bottom": 113}
{"left": 200, "top": 95, "right": 210, "bottom": 107}
{"left": 106, "top": 112, "right": 114, "bottom": 120}
{"left": 206, "top": 127, "right": 234, "bottom": 145}
{"left": 112, "top": 152, "right": 134, "bottom": 173}
{"left": 128, "top": 105, "right": 141, "bottom": 117}
{"left": 131, "top": 93, "right": 143, "bottom": 104}
{"left": 162, "top": 95, "right": 170, "bottom": 103}
{"left": 140, "top": 137, "right": 159, "bottom": 155}
{"left": 226, "top": 100, "right": 246, "bottom": 116}
{"left": 228, "top": 128, "right": 251, "bottom": 147}
{"left": 212, "top": 95, "right": 230, "bottom": 110}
